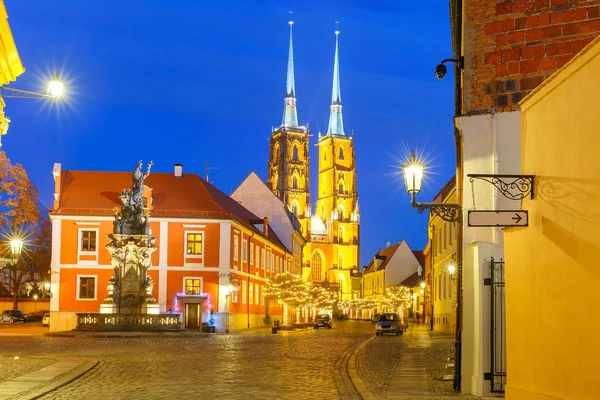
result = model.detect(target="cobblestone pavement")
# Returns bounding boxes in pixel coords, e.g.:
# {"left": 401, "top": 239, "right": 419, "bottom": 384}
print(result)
{"left": 0, "top": 320, "right": 373, "bottom": 400}
{"left": 355, "top": 322, "right": 482, "bottom": 399}
{"left": 0, "top": 355, "right": 56, "bottom": 382}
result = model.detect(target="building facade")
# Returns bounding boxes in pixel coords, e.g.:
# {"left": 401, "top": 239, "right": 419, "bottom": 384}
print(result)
{"left": 505, "top": 36, "right": 600, "bottom": 400}
{"left": 426, "top": 177, "right": 458, "bottom": 335}
{"left": 267, "top": 21, "right": 360, "bottom": 299}
{"left": 48, "top": 164, "right": 297, "bottom": 333}
{"left": 361, "top": 241, "right": 423, "bottom": 317}
{"left": 450, "top": 0, "right": 600, "bottom": 395}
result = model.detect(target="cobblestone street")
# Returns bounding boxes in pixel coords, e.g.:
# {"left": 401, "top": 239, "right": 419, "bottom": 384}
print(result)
{"left": 0, "top": 321, "right": 482, "bottom": 399}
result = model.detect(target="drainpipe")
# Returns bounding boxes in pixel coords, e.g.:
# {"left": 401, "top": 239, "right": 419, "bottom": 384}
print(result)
{"left": 247, "top": 231, "right": 255, "bottom": 329}
{"left": 451, "top": 0, "right": 464, "bottom": 392}
{"left": 430, "top": 224, "right": 435, "bottom": 331}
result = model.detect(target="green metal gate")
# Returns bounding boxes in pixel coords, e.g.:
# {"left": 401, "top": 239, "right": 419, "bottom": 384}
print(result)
{"left": 485, "top": 257, "right": 506, "bottom": 393}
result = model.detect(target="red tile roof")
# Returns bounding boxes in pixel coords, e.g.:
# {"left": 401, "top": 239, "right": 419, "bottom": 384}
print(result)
{"left": 412, "top": 250, "right": 425, "bottom": 268}
{"left": 362, "top": 242, "right": 401, "bottom": 274}
{"left": 52, "top": 170, "right": 288, "bottom": 252}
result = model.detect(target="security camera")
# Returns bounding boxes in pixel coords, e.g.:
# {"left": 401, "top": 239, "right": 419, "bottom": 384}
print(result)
{"left": 435, "top": 63, "right": 447, "bottom": 79}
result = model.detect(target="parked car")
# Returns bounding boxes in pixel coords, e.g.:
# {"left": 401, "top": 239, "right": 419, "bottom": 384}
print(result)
{"left": 371, "top": 313, "right": 381, "bottom": 324}
{"left": 313, "top": 314, "right": 333, "bottom": 329}
{"left": 375, "top": 313, "right": 402, "bottom": 336}
{"left": 1, "top": 310, "right": 27, "bottom": 323}
{"left": 42, "top": 313, "right": 50, "bottom": 327}
{"left": 336, "top": 313, "right": 348, "bottom": 320}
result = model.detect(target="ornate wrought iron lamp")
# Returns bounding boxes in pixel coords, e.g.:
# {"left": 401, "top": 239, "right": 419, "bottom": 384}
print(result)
{"left": 0, "top": 73, "right": 64, "bottom": 100}
{"left": 402, "top": 150, "right": 462, "bottom": 222}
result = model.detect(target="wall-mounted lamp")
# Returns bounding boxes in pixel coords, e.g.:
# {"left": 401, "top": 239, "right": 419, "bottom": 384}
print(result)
{"left": 402, "top": 150, "right": 462, "bottom": 222}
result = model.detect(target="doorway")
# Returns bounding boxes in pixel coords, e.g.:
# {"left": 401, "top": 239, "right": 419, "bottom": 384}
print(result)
{"left": 185, "top": 303, "right": 201, "bottom": 329}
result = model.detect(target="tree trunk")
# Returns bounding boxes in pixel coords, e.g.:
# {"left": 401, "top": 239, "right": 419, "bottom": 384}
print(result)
{"left": 12, "top": 290, "right": 18, "bottom": 310}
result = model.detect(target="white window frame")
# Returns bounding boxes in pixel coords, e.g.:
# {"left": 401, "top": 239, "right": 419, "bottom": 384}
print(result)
{"left": 77, "top": 228, "right": 99, "bottom": 266}
{"left": 76, "top": 274, "right": 98, "bottom": 301}
{"left": 232, "top": 289, "right": 238, "bottom": 303}
{"left": 233, "top": 234, "right": 239, "bottom": 261}
{"left": 255, "top": 283, "right": 260, "bottom": 305}
{"left": 184, "top": 230, "right": 205, "bottom": 259}
{"left": 249, "top": 282, "right": 254, "bottom": 305}
{"left": 250, "top": 242, "right": 255, "bottom": 264}
{"left": 261, "top": 248, "right": 266, "bottom": 269}
{"left": 183, "top": 276, "right": 203, "bottom": 296}
{"left": 242, "top": 239, "right": 247, "bottom": 262}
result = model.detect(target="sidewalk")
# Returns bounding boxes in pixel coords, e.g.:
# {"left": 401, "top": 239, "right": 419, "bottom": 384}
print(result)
{"left": 0, "top": 358, "right": 97, "bottom": 400}
{"left": 349, "top": 324, "right": 485, "bottom": 400}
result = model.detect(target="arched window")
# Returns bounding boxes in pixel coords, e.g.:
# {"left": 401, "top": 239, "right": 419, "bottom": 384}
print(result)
{"left": 292, "top": 204, "right": 297, "bottom": 216}
{"left": 338, "top": 205, "right": 345, "bottom": 220}
{"left": 338, "top": 226, "right": 344, "bottom": 243}
{"left": 338, "top": 181, "right": 344, "bottom": 194}
{"left": 292, "top": 177, "right": 298, "bottom": 189}
{"left": 339, "top": 147, "right": 344, "bottom": 160}
{"left": 292, "top": 146, "right": 299, "bottom": 161}
{"left": 338, "top": 254, "right": 344, "bottom": 269}
{"left": 311, "top": 252, "right": 322, "bottom": 282}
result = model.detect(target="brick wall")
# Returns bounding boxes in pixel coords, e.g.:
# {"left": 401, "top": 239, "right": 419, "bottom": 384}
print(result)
{"left": 463, "top": 0, "right": 600, "bottom": 113}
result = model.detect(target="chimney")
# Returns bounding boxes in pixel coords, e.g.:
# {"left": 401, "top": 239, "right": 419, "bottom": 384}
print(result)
{"left": 263, "top": 217, "right": 269, "bottom": 236}
{"left": 52, "top": 163, "right": 61, "bottom": 210}
{"left": 174, "top": 164, "right": 183, "bottom": 179}
{"left": 386, "top": 241, "right": 391, "bottom": 248}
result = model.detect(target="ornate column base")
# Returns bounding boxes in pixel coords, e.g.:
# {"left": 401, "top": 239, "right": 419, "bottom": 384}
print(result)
{"left": 100, "top": 304, "right": 118, "bottom": 314}
{"left": 142, "top": 304, "right": 160, "bottom": 315}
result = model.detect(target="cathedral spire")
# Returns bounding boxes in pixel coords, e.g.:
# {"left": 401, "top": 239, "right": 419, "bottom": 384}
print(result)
{"left": 282, "top": 17, "right": 298, "bottom": 128}
{"left": 327, "top": 24, "right": 344, "bottom": 136}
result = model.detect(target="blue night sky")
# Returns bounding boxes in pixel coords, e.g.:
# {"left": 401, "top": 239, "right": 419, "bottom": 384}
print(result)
{"left": 4, "top": 0, "right": 455, "bottom": 268}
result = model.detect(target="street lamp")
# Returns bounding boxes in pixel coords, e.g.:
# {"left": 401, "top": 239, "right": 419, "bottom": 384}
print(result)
{"left": 448, "top": 264, "right": 456, "bottom": 279}
{"left": 33, "top": 294, "right": 38, "bottom": 314}
{"left": 10, "top": 238, "right": 23, "bottom": 258}
{"left": 1, "top": 73, "right": 65, "bottom": 100}
{"left": 402, "top": 150, "right": 462, "bottom": 222}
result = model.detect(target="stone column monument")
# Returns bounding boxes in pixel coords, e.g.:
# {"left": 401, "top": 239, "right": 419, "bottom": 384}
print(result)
{"left": 100, "top": 160, "right": 159, "bottom": 315}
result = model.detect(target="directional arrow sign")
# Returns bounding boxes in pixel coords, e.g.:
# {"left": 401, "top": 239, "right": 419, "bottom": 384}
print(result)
{"left": 468, "top": 210, "right": 529, "bottom": 227}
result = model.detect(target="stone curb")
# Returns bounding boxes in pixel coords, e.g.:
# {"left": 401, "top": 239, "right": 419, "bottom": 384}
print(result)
{"left": 7, "top": 360, "right": 98, "bottom": 400}
{"left": 348, "top": 335, "right": 378, "bottom": 400}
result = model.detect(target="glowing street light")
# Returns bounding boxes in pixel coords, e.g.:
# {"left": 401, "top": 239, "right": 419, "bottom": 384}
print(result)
{"left": 47, "top": 74, "right": 64, "bottom": 99}
{"left": 402, "top": 149, "right": 462, "bottom": 222}
{"left": 448, "top": 264, "right": 456, "bottom": 277}
{"left": 9, "top": 238, "right": 23, "bottom": 258}
{"left": 1, "top": 73, "right": 65, "bottom": 100}
{"left": 420, "top": 281, "right": 426, "bottom": 289}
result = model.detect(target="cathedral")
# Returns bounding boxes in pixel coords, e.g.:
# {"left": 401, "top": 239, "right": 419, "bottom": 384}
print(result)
{"left": 267, "top": 20, "right": 360, "bottom": 300}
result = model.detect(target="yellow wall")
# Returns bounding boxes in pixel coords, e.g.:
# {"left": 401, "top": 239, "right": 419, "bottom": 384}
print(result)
{"left": 428, "top": 186, "right": 458, "bottom": 334}
{"left": 505, "top": 36, "right": 600, "bottom": 400}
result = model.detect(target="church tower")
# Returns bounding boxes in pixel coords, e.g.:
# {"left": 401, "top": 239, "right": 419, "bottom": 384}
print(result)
{"left": 267, "top": 18, "right": 311, "bottom": 234}
{"left": 304, "top": 27, "right": 360, "bottom": 300}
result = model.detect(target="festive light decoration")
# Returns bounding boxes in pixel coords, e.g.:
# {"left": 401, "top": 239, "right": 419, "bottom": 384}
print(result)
{"left": 263, "top": 272, "right": 307, "bottom": 326}
{"left": 381, "top": 286, "right": 412, "bottom": 315}
{"left": 306, "top": 286, "right": 337, "bottom": 321}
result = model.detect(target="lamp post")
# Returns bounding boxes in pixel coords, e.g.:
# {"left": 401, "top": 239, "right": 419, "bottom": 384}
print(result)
{"left": 33, "top": 294, "right": 38, "bottom": 314}
{"left": 420, "top": 281, "right": 426, "bottom": 324}
{"left": 402, "top": 151, "right": 463, "bottom": 392}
